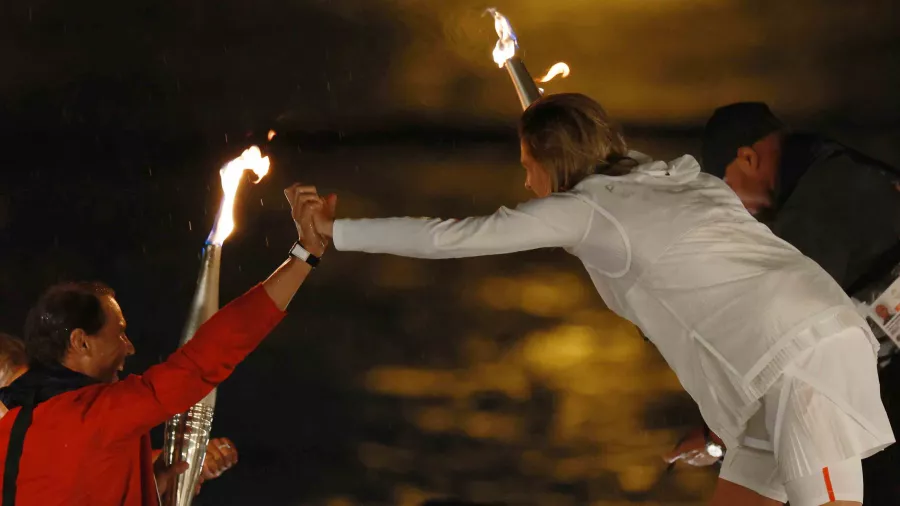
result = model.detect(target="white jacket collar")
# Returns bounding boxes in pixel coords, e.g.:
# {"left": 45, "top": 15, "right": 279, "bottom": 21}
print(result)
{"left": 574, "top": 151, "right": 703, "bottom": 189}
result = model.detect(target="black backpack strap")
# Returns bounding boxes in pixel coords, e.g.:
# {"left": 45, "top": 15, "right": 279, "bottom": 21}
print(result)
{"left": 2, "top": 391, "right": 36, "bottom": 506}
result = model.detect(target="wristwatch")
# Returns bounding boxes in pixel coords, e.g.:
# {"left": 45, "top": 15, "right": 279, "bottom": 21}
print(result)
{"left": 703, "top": 424, "right": 725, "bottom": 461}
{"left": 289, "top": 241, "right": 321, "bottom": 267}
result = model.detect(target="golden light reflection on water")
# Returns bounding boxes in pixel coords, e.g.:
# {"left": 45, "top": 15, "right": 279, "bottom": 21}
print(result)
{"left": 462, "top": 411, "right": 523, "bottom": 442}
{"left": 522, "top": 325, "right": 611, "bottom": 372}
{"left": 617, "top": 464, "right": 661, "bottom": 493}
{"left": 477, "top": 273, "right": 588, "bottom": 317}
{"left": 415, "top": 406, "right": 456, "bottom": 433}
{"left": 366, "top": 368, "right": 462, "bottom": 397}
{"left": 360, "top": 270, "right": 703, "bottom": 503}
{"left": 393, "top": 484, "right": 440, "bottom": 506}
{"left": 373, "top": 256, "right": 432, "bottom": 289}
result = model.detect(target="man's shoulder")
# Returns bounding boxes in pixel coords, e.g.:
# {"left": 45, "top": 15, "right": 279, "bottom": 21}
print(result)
{"left": 9, "top": 379, "right": 145, "bottom": 427}
{"left": 793, "top": 134, "right": 898, "bottom": 181}
{"left": 26, "top": 383, "right": 109, "bottom": 416}
{"left": 0, "top": 385, "right": 107, "bottom": 441}
{"left": 783, "top": 139, "right": 896, "bottom": 205}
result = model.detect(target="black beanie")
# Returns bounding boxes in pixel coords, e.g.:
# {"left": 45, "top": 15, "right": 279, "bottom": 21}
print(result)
{"left": 701, "top": 102, "right": 785, "bottom": 179}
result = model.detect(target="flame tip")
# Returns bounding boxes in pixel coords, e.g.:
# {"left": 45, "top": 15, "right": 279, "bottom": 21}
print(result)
{"left": 538, "top": 62, "right": 571, "bottom": 83}
{"left": 208, "top": 145, "right": 272, "bottom": 244}
{"left": 488, "top": 7, "right": 518, "bottom": 66}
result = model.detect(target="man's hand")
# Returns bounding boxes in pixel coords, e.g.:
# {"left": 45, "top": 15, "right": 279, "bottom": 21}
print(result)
{"left": 284, "top": 184, "right": 329, "bottom": 257}
{"left": 153, "top": 454, "right": 190, "bottom": 500}
{"left": 152, "top": 437, "right": 239, "bottom": 499}
{"left": 202, "top": 437, "right": 239, "bottom": 481}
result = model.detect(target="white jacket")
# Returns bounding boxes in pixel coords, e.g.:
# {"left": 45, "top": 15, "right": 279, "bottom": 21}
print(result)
{"left": 333, "top": 152, "right": 875, "bottom": 441}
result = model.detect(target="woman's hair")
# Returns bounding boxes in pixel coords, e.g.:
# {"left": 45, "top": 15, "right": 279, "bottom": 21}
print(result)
{"left": 0, "top": 333, "right": 27, "bottom": 371}
{"left": 518, "top": 93, "right": 635, "bottom": 192}
{"left": 24, "top": 282, "right": 115, "bottom": 367}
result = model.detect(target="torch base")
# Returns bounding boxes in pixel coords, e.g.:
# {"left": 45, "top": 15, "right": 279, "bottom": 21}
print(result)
{"left": 161, "top": 402, "right": 216, "bottom": 506}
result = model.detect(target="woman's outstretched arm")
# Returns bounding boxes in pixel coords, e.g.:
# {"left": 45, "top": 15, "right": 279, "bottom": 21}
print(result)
{"left": 326, "top": 193, "right": 594, "bottom": 259}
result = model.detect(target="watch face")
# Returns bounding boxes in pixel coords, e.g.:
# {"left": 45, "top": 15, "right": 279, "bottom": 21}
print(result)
{"left": 706, "top": 442, "right": 724, "bottom": 459}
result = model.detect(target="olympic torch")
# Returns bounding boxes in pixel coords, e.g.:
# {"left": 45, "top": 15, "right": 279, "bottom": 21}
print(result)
{"left": 486, "top": 8, "right": 571, "bottom": 110}
{"left": 161, "top": 146, "right": 270, "bottom": 506}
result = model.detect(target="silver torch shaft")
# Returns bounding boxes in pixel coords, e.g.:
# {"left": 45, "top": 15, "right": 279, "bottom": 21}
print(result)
{"left": 159, "top": 145, "right": 269, "bottom": 506}
{"left": 504, "top": 56, "right": 542, "bottom": 110}
{"left": 161, "top": 242, "right": 221, "bottom": 506}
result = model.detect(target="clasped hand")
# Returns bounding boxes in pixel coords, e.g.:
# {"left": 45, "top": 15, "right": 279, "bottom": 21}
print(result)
{"left": 283, "top": 184, "right": 337, "bottom": 257}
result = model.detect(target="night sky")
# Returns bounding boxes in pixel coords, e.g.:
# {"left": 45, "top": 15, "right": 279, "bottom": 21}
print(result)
{"left": 1, "top": 1, "right": 900, "bottom": 505}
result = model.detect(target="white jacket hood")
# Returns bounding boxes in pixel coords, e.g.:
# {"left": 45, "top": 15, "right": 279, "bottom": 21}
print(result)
{"left": 621, "top": 150, "right": 702, "bottom": 186}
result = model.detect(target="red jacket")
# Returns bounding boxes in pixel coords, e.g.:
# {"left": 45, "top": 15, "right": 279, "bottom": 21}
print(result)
{"left": 0, "top": 285, "right": 285, "bottom": 505}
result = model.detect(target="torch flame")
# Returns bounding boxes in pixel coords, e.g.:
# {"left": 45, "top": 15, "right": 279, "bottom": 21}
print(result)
{"left": 538, "top": 62, "right": 570, "bottom": 83}
{"left": 486, "top": 8, "right": 518, "bottom": 67}
{"left": 208, "top": 146, "right": 270, "bottom": 245}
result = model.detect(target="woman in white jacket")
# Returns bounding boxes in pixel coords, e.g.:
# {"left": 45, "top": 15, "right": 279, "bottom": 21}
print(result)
{"left": 297, "top": 93, "right": 893, "bottom": 506}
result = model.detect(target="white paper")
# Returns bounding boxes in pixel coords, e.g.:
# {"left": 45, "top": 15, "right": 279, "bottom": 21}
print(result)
{"left": 867, "top": 274, "right": 900, "bottom": 348}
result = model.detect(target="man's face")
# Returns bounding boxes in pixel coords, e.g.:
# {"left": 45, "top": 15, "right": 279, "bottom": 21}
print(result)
{"left": 520, "top": 139, "right": 552, "bottom": 198}
{"left": 722, "top": 146, "right": 776, "bottom": 216}
{"left": 85, "top": 295, "right": 134, "bottom": 383}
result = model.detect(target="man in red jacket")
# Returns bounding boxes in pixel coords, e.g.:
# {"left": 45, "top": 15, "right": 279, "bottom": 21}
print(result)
{"left": 0, "top": 183, "right": 326, "bottom": 506}
{"left": 0, "top": 332, "right": 239, "bottom": 499}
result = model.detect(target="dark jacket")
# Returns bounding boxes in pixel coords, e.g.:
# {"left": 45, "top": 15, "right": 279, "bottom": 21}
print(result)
{"left": 765, "top": 133, "right": 900, "bottom": 291}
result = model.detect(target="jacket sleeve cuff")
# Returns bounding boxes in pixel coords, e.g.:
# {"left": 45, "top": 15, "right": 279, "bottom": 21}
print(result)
{"left": 333, "top": 219, "right": 350, "bottom": 251}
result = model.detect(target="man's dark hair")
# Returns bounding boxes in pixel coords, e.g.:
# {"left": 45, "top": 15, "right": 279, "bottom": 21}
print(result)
{"left": 0, "top": 332, "right": 27, "bottom": 369}
{"left": 24, "top": 282, "right": 116, "bottom": 367}
{"left": 701, "top": 102, "right": 785, "bottom": 179}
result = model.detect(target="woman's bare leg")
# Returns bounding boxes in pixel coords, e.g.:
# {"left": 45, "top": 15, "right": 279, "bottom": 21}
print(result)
{"left": 708, "top": 478, "right": 783, "bottom": 506}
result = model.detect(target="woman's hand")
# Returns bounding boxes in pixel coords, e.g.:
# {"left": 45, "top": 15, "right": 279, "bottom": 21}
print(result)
{"left": 662, "top": 426, "right": 724, "bottom": 468}
{"left": 284, "top": 184, "right": 329, "bottom": 257}
{"left": 313, "top": 193, "right": 338, "bottom": 238}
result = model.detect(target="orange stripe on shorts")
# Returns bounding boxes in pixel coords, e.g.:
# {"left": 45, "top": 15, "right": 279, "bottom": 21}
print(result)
{"left": 822, "top": 466, "right": 836, "bottom": 502}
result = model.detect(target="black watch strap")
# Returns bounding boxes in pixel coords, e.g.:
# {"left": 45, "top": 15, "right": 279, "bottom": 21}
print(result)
{"left": 289, "top": 241, "right": 321, "bottom": 267}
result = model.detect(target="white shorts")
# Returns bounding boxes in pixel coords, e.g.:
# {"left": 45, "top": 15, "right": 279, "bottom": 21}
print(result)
{"left": 718, "top": 327, "right": 895, "bottom": 505}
